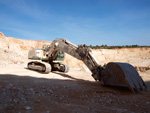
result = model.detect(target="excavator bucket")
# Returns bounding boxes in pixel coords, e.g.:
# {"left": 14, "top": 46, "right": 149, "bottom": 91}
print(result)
{"left": 101, "top": 62, "right": 147, "bottom": 92}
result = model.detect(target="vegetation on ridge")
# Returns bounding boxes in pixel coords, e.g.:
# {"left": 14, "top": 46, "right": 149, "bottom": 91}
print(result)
{"left": 87, "top": 45, "right": 150, "bottom": 49}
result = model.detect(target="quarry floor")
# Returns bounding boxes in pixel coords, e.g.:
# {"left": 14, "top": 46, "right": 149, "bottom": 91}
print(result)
{"left": 0, "top": 64, "right": 150, "bottom": 113}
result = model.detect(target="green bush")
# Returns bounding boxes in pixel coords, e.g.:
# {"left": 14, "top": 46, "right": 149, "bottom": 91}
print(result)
{"left": 87, "top": 45, "right": 149, "bottom": 49}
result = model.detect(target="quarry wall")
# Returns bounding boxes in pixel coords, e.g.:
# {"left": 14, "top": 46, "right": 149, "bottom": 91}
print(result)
{"left": 0, "top": 32, "right": 150, "bottom": 71}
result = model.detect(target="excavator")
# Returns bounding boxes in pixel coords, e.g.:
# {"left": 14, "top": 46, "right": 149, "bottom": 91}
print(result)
{"left": 28, "top": 38, "right": 147, "bottom": 92}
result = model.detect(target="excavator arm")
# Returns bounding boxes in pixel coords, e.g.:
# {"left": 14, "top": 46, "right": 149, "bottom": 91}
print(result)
{"left": 46, "top": 39, "right": 147, "bottom": 92}
{"left": 47, "top": 39, "right": 101, "bottom": 80}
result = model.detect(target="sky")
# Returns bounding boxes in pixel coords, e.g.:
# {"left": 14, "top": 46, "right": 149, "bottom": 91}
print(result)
{"left": 0, "top": 0, "right": 150, "bottom": 46}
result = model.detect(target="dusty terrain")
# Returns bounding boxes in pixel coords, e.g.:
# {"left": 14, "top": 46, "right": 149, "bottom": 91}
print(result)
{"left": 0, "top": 32, "right": 150, "bottom": 113}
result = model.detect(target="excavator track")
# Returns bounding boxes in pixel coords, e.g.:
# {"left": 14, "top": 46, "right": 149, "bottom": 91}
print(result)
{"left": 59, "top": 63, "right": 70, "bottom": 73}
{"left": 28, "top": 61, "right": 51, "bottom": 73}
{"left": 51, "top": 62, "right": 70, "bottom": 73}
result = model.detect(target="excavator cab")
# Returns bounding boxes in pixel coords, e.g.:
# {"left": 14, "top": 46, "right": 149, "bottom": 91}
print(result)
{"left": 28, "top": 49, "right": 45, "bottom": 60}
{"left": 54, "top": 51, "right": 65, "bottom": 61}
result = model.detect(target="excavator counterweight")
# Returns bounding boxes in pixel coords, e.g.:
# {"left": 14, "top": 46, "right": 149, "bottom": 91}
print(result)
{"left": 27, "top": 38, "right": 147, "bottom": 92}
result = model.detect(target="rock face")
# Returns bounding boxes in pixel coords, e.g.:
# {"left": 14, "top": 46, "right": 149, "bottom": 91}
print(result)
{"left": 0, "top": 32, "right": 51, "bottom": 65}
{"left": 0, "top": 32, "right": 5, "bottom": 38}
{"left": 0, "top": 32, "right": 150, "bottom": 72}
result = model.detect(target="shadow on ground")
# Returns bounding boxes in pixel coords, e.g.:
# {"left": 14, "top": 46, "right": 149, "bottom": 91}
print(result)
{"left": 0, "top": 74, "right": 149, "bottom": 113}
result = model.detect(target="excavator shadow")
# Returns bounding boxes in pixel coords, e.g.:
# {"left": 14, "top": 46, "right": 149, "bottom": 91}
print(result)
{"left": 25, "top": 67, "right": 150, "bottom": 93}
{"left": 24, "top": 68, "right": 150, "bottom": 93}
{"left": 52, "top": 71, "right": 87, "bottom": 81}
{"left": 105, "top": 85, "right": 132, "bottom": 93}
{"left": 0, "top": 74, "right": 95, "bottom": 112}
{"left": 52, "top": 71, "right": 150, "bottom": 93}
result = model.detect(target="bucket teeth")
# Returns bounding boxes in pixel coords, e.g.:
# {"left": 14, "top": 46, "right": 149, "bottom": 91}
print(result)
{"left": 117, "top": 63, "right": 147, "bottom": 92}
{"left": 102, "top": 62, "right": 147, "bottom": 92}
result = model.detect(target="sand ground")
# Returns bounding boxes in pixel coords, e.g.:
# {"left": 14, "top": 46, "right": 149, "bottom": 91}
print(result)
{"left": 0, "top": 64, "right": 149, "bottom": 113}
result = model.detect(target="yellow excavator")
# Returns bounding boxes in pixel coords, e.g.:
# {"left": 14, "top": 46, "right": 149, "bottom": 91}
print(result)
{"left": 28, "top": 38, "right": 147, "bottom": 92}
